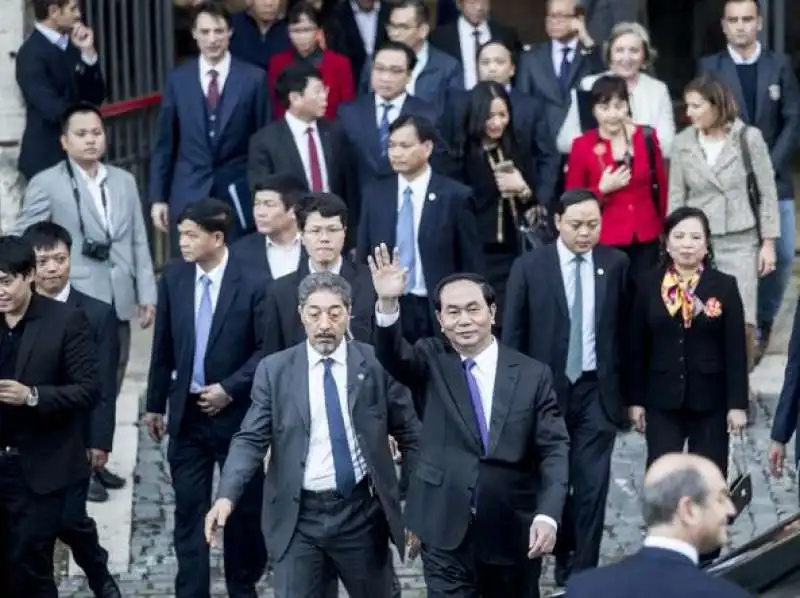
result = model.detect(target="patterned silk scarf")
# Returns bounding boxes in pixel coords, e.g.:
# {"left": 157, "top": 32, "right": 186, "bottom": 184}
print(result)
{"left": 661, "top": 265, "right": 703, "bottom": 328}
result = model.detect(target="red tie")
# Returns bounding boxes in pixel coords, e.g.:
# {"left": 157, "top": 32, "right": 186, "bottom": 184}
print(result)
{"left": 207, "top": 69, "right": 220, "bottom": 110}
{"left": 307, "top": 127, "right": 323, "bottom": 191}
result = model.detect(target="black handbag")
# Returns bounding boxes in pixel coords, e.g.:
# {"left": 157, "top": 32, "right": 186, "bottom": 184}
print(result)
{"left": 728, "top": 434, "right": 753, "bottom": 521}
{"left": 518, "top": 219, "right": 553, "bottom": 252}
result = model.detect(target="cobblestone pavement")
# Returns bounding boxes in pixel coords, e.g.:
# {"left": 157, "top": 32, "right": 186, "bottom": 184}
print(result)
{"left": 56, "top": 388, "right": 799, "bottom": 597}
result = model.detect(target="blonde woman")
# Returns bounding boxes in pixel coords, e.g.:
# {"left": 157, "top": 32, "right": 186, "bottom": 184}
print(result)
{"left": 558, "top": 22, "right": 675, "bottom": 157}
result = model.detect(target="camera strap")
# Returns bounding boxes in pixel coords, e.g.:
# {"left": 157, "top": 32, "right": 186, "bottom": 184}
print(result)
{"left": 65, "top": 159, "right": 111, "bottom": 244}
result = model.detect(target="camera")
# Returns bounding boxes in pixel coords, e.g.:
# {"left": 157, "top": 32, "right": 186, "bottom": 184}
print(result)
{"left": 82, "top": 238, "right": 111, "bottom": 262}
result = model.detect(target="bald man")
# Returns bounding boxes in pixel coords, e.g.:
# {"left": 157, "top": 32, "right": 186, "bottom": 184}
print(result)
{"left": 564, "top": 454, "right": 752, "bottom": 598}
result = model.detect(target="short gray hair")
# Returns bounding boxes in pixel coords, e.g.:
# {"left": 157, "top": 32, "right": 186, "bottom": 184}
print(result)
{"left": 297, "top": 272, "right": 352, "bottom": 308}
{"left": 641, "top": 467, "right": 709, "bottom": 527}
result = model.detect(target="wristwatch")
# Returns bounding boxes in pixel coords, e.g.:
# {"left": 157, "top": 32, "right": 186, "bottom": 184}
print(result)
{"left": 25, "top": 386, "right": 39, "bottom": 407}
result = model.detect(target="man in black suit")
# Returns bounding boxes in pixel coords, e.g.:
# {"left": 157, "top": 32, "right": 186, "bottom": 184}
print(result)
{"left": 0, "top": 235, "right": 99, "bottom": 597}
{"left": 264, "top": 192, "right": 374, "bottom": 355}
{"left": 21, "top": 222, "right": 121, "bottom": 597}
{"left": 356, "top": 114, "right": 484, "bottom": 343}
{"left": 330, "top": 0, "right": 391, "bottom": 82}
{"left": 429, "top": 0, "right": 520, "bottom": 91}
{"left": 503, "top": 189, "right": 629, "bottom": 586}
{"left": 16, "top": 0, "right": 106, "bottom": 181}
{"left": 697, "top": 0, "right": 800, "bottom": 358}
{"left": 229, "top": 173, "right": 307, "bottom": 279}
{"left": 566, "top": 453, "right": 749, "bottom": 598}
{"left": 205, "top": 271, "right": 420, "bottom": 598}
{"left": 368, "top": 253, "right": 570, "bottom": 598}
{"left": 142, "top": 199, "right": 268, "bottom": 598}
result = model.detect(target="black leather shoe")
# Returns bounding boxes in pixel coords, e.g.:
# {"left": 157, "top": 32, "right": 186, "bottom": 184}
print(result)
{"left": 96, "top": 467, "right": 126, "bottom": 490}
{"left": 91, "top": 575, "right": 122, "bottom": 598}
{"left": 87, "top": 474, "right": 109, "bottom": 503}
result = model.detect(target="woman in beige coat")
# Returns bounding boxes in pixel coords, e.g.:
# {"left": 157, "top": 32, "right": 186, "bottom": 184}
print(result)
{"left": 668, "top": 74, "right": 778, "bottom": 366}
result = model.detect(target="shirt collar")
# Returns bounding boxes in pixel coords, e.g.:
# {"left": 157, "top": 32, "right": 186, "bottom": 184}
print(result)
{"left": 195, "top": 248, "right": 229, "bottom": 287}
{"left": 458, "top": 15, "right": 490, "bottom": 36}
{"left": 309, "top": 257, "right": 342, "bottom": 275}
{"left": 553, "top": 37, "right": 579, "bottom": 52}
{"left": 307, "top": 337, "right": 348, "bottom": 366}
{"left": 266, "top": 234, "right": 300, "bottom": 249}
{"left": 54, "top": 282, "right": 71, "bottom": 303}
{"left": 643, "top": 536, "right": 699, "bottom": 565}
{"left": 375, "top": 92, "right": 407, "bottom": 111}
{"left": 284, "top": 111, "right": 316, "bottom": 137}
{"left": 350, "top": 0, "right": 380, "bottom": 15}
{"left": 556, "top": 237, "right": 593, "bottom": 268}
{"left": 35, "top": 23, "right": 68, "bottom": 50}
{"left": 727, "top": 42, "right": 761, "bottom": 65}
{"left": 461, "top": 338, "right": 498, "bottom": 371}
{"left": 199, "top": 52, "right": 232, "bottom": 79}
{"left": 72, "top": 160, "right": 107, "bottom": 185}
{"left": 398, "top": 166, "right": 432, "bottom": 200}
{"left": 414, "top": 42, "right": 430, "bottom": 71}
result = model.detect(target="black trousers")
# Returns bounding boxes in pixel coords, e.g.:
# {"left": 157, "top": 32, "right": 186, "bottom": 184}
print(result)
{"left": 554, "top": 373, "right": 616, "bottom": 577}
{"left": 421, "top": 519, "right": 542, "bottom": 598}
{"left": 0, "top": 454, "right": 65, "bottom": 598}
{"left": 272, "top": 479, "right": 394, "bottom": 598}
{"left": 115, "top": 319, "right": 131, "bottom": 398}
{"left": 168, "top": 410, "right": 267, "bottom": 598}
{"left": 58, "top": 475, "right": 111, "bottom": 592}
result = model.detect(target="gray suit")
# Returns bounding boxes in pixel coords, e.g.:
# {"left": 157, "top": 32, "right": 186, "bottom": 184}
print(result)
{"left": 12, "top": 160, "right": 157, "bottom": 322}
{"left": 217, "top": 340, "right": 420, "bottom": 596}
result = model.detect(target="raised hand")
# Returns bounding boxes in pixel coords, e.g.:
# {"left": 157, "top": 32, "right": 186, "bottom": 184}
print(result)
{"left": 367, "top": 243, "right": 407, "bottom": 302}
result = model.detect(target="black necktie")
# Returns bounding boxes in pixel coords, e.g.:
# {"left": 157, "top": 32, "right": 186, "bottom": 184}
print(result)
{"left": 559, "top": 47, "right": 572, "bottom": 93}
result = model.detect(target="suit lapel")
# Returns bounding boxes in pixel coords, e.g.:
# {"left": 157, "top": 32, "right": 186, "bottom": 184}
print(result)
{"left": 67, "top": 162, "right": 107, "bottom": 234}
{"left": 207, "top": 260, "right": 240, "bottom": 351}
{"left": 181, "top": 265, "right": 197, "bottom": 361}
{"left": 292, "top": 344, "right": 311, "bottom": 430}
{"left": 564, "top": 47, "right": 588, "bottom": 94}
{"left": 548, "top": 245, "right": 569, "bottom": 318}
{"left": 346, "top": 342, "right": 369, "bottom": 415}
{"left": 381, "top": 178, "right": 400, "bottom": 248}
{"left": 593, "top": 248, "right": 607, "bottom": 330}
{"left": 441, "top": 350, "right": 483, "bottom": 451}
{"left": 14, "top": 297, "right": 45, "bottom": 380}
{"left": 487, "top": 345, "right": 519, "bottom": 455}
{"left": 318, "top": 121, "right": 336, "bottom": 182}
{"left": 218, "top": 61, "right": 245, "bottom": 136}
{"left": 188, "top": 62, "right": 210, "bottom": 141}
{"left": 276, "top": 120, "right": 308, "bottom": 182}
{"left": 720, "top": 55, "right": 749, "bottom": 121}
{"left": 538, "top": 43, "right": 563, "bottom": 104}
{"left": 419, "top": 174, "right": 441, "bottom": 256}
{"left": 754, "top": 57, "right": 772, "bottom": 123}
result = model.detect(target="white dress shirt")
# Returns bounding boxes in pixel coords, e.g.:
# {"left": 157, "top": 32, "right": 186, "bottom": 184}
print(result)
{"left": 643, "top": 536, "right": 699, "bottom": 565}
{"left": 408, "top": 42, "right": 430, "bottom": 95}
{"left": 34, "top": 23, "right": 98, "bottom": 65}
{"left": 457, "top": 17, "right": 491, "bottom": 90}
{"left": 55, "top": 283, "right": 71, "bottom": 303}
{"left": 284, "top": 112, "right": 331, "bottom": 192}
{"left": 551, "top": 38, "right": 578, "bottom": 76}
{"left": 195, "top": 249, "right": 229, "bottom": 316}
{"left": 199, "top": 52, "right": 231, "bottom": 96}
{"left": 728, "top": 41, "right": 762, "bottom": 65}
{"left": 309, "top": 257, "right": 342, "bottom": 275}
{"left": 556, "top": 238, "right": 596, "bottom": 372}
{"left": 265, "top": 235, "right": 302, "bottom": 279}
{"left": 397, "top": 167, "right": 431, "bottom": 297}
{"left": 350, "top": 0, "right": 381, "bottom": 56}
{"left": 303, "top": 340, "right": 368, "bottom": 490}
{"left": 375, "top": 92, "right": 407, "bottom": 127}
{"left": 73, "top": 161, "right": 112, "bottom": 234}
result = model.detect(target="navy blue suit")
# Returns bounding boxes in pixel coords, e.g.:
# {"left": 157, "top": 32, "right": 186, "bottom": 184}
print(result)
{"left": 771, "top": 299, "right": 800, "bottom": 463}
{"left": 565, "top": 547, "right": 752, "bottom": 598}
{"left": 145, "top": 255, "right": 267, "bottom": 598}
{"left": 149, "top": 56, "right": 271, "bottom": 239}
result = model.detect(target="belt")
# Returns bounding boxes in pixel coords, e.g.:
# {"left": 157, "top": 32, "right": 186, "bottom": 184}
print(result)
{"left": 301, "top": 476, "right": 372, "bottom": 502}
{"left": 0, "top": 446, "right": 20, "bottom": 457}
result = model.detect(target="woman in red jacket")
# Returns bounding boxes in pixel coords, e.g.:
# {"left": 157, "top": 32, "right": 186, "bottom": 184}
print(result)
{"left": 268, "top": 1, "right": 354, "bottom": 120}
{"left": 565, "top": 74, "right": 667, "bottom": 281}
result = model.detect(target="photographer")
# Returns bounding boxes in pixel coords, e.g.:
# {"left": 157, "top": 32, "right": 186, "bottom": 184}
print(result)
{"left": 13, "top": 102, "right": 157, "bottom": 491}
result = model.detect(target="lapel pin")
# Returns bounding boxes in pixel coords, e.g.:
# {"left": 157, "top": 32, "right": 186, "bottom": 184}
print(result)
{"left": 769, "top": 84, "right": 781, "bottom": 101}
{"left": 357, "top": 373, "right": 365, "bottom": 381}
{"left": 597, "top": 268, "right": 604, "bottom": 276}
{"left": 427, "top": 192, "right": 436, "bottom": 202}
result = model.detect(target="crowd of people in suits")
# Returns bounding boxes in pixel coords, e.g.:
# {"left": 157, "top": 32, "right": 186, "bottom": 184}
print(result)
{"left": 3, "top": 0, "right": 800, "bottom": 596}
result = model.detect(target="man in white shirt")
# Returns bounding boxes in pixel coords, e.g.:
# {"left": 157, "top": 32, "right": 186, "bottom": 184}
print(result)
{"left": 207, "top": 271, "right": 420, "bottom": 598}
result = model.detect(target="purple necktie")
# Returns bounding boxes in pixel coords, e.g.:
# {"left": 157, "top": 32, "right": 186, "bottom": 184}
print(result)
{"left": 463, "top": 358, "right": 489, "bottom": 453}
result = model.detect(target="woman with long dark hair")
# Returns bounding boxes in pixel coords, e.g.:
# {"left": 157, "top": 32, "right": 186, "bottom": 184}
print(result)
{"left": 453, "top": 81, "right": 536, "bottom": 327}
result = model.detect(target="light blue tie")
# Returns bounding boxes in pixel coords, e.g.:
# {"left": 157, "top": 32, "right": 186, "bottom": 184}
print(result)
{"left": 379, "top": 102, "right": 392, "bottom": 156}
{"left": 397, "top": 186, "right": 416, "bottom": 293}
{"left": 566, "top": 256, "right": 584, "bottom": 383}
{"left": 192, "top": 275, "right": 213, "bottom": 389}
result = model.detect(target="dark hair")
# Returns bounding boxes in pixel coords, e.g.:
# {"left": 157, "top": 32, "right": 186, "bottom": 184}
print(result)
{"left": 684, "top": 74, "right": 739, "bottom": 130}
{"left": 21, "top": 221, "right": 73, "bottom": 252}
{"left": 296, "top": 192, "right": 348, "bottom": 230}
{"left": 275, "top": 62, "right": 324, "bottom": 109}
{"left": 388, "top": 114, "right": 437, "bottom": 144}
{"left": 433, "top": 273, "right": 496, "bottom": 311}
{"left": 390, "top": 0, "right": 430, "bottom": 25}
{"left": 374, "top": 40, "right": 418, "bottom": 72}
{"left": 177, "top": 198, "right": 233, "bottom": 239}
{"left": 287, "top": 1, "right": 321, "bottom": 26}
{"left": 659, "top": 206, "right": 716, "bottom": 268}
{"left": 589, "top": 74, "right": 630, "bottom": 111}
{"left": 61, "top": 102, "right": 103, "bottom": 134}
{"left": 31, "top": 0, "right": 70, "bottom": 21}
{"left": 190, "top": 1, "right": 232, "bottom": 28}
{"left": 724, "top": 0, "right": 760, "bottom": 16}
{"left": 253, "top": 174, "right": 308, "bottom": 210}
{"left": 477, "top": 39, "right": 516, "bottom": 66}
{"left": 555, "top": 188, "right": 602, "bottom": 215}
{"left": 0, "top": 236, "right": 37, "bottom": 278}
{"left": 464, "top": 81, "right": 519, "bottom": 159}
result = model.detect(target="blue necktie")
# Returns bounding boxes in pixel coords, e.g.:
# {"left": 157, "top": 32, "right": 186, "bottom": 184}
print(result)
{"left": 323, "top": 358, "right": 356, "bottom": 495}
{"left": 559, "top": 46, "right": 572, "bottom": 94}
{"left": 379, "top": 102, "right": 392, "bottom": 156}
{"left": 191, "top": 275, "right": 213, "bottom": 389}
{"left": 463, "top": 358, "right": 489, "bottom": 508}
{"left": 397, "top": 186, "right": 416, "bottom": 293}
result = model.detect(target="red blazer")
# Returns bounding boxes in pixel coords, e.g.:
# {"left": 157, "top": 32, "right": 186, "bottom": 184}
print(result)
{"left": 565, "top": 126, "right": 667, "bottom": 247}
{"left": 268, "top": 49, "right": 355, "bottom": 120}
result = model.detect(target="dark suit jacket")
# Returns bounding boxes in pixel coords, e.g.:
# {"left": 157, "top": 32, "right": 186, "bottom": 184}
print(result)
{"left": 263, "top": 259, "right": 375, "bottom": 356}
{"left": 66, "top": 288, "right": 118, "bottom": 452}
{"left": 146, "top": 256, "right": 266, "bottom": 438}
{"left": 772, "top": 299, "right": 800, "bottom": 457}
{"left": 515, "top": 42, "right": 604, "bottom": 147}
{"left": 149, "top": 56, "right": 271, "bottom": 232}
{"left": 581, "top": 0, "right": 640, "bottom": 47}
{"left": 373, "top": 321, "right": 569, "bottom": 564}
{"left": 9, "top": 295, "right": 100, "bottom": 494}
{"left": 565, "top": 547, "right": 753, "bottom": 598}
{"left": 443, "top": 88, "right": 561, "bottom": 206}
{"left": 503, "top": 243, "right": 629, "bottom": 425}
{"left": 429, "top": 19, "right": 522, "bottom": 65}
{"left": 629, "top": 267, "right": 748, "bottom": 414}
{"left": 329, "top": 0, "right": 391, "bottom": 82}
{"left": 15, "top": 29, "right": 106, "bottom": 180}
{"left": 229, "top": 232, "right": 306, "bottom": 285}
{"left": 356, "top": 173, "right": 485, "bottom": 303}
{"left": 697, "top": 51, "right": 800, "bottom": 199}
{"left": 216, "top": 340, "right": 420, "bottom": 561}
